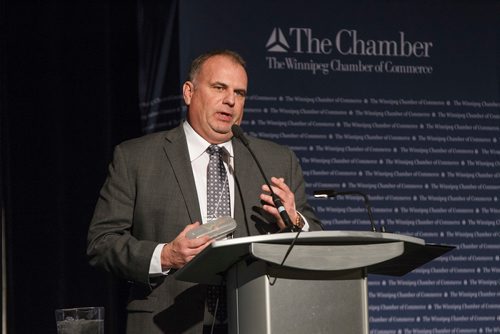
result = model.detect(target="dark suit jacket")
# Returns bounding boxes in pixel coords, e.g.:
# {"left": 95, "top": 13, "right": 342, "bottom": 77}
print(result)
{"left": 87, "top": 124, "right": 322, "bottom": 333}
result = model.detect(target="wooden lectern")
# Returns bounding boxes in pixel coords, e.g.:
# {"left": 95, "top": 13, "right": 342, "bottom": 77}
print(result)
{"left": 174, "top": 231, "right": 453, "bottom": 334}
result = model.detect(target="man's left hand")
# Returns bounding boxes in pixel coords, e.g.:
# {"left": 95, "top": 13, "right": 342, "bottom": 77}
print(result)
{"left": 260, "top": 177, "right": 298, "bottom": 230}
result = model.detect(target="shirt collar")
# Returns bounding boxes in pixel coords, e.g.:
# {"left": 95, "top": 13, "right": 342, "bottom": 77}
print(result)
{"left": 183, "top": 121, "right": 234, "bottom": 162}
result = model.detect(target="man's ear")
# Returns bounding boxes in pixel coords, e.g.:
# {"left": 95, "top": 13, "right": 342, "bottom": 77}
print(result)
{"left": 182, "top": 81, "right": 194, "bottom": 105}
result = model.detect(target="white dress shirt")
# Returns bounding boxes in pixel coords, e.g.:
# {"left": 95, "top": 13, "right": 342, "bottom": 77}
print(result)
{"left": 183, "top": 121, "right": 235, "bottom": 223}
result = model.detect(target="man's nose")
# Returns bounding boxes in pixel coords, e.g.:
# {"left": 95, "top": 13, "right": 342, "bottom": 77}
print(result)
{"left": 223, "top": 90, "right": 236, "bottom": 106}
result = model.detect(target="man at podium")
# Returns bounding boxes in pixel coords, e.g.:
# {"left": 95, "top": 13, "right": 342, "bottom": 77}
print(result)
{"left": 87, "top": 49, "right": 323, "bottom": 334}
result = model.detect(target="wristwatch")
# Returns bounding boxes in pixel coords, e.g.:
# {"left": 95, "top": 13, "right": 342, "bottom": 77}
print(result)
{"left": 294, "top": 212, "right": 305, "bottom": 229}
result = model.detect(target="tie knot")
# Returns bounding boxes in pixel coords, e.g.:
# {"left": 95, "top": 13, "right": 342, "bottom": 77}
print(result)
{"left": 206, "top": 145, "right": 222, "bottom": 156}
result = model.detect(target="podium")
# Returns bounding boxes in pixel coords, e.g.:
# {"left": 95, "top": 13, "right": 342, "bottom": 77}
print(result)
{"left": 174, "top": 231, "right": 453, "bottom": 334}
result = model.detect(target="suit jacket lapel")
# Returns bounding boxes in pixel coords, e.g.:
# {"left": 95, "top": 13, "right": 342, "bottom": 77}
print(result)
{"left": 163, "top": 125, "right": 202, "bottom": 224}
{"left": 232, "top": 137, "right": 258, "bottom": 236}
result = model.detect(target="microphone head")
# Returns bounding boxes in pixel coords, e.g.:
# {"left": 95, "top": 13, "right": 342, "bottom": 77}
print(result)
{"left": 231, "top": 124, "right": 249, "bottom": 145}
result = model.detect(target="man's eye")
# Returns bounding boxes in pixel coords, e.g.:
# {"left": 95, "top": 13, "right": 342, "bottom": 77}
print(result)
{"left": 214, "top": 86, "right": 224, "bottom": 91}
{"left": 235, "top": 91, "right": 246, "bottom": 97}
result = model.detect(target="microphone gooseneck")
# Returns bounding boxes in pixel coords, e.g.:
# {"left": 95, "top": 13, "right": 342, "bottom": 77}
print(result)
{"left": 314, "top": 189, "right": 379, "bottom": 232}
{"left": 231, "top": 124, "right": 298, "bottom": 232}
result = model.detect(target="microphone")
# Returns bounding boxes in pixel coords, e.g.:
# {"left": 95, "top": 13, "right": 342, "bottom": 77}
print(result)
{"left": 231, "top": 124, "right": 298, "bottom": 232}
{"left": 314, "top": 189, "right": 380, "bottom": 232}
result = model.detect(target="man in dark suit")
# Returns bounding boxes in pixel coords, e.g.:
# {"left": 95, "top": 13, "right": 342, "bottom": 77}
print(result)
{"left": 87, "top": 49, "right": 323, "bottom": 333}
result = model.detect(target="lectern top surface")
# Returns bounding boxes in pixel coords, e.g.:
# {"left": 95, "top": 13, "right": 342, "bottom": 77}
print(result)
{"left": 211, "top": 230, "right": 425, "bottom": 248}
{"left": 174, "top": 230, "right": 436, "bottom": 284}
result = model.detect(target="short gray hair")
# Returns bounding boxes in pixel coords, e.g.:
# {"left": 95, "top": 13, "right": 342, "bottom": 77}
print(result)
{"left": 187, "top": 50, "right": 246, "bottom": 82}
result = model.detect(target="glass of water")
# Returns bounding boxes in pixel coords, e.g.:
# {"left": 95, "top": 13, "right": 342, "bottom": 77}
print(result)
{"left": 55, "top": 307, "right": 104, "bottom": 334}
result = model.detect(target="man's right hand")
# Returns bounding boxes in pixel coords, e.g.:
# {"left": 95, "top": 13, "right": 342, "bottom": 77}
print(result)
{"left": 160, "top": 222, "right": 213, "bottom": 270}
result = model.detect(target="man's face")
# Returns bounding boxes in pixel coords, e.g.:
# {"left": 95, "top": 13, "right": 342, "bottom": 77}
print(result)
{"left": 183, "top": 55, "right": 248, "bottom": 144}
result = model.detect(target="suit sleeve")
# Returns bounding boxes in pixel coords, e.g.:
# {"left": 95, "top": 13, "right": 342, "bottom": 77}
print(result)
{"left": 87, "top": 145, "right": 158, "bottom": 286}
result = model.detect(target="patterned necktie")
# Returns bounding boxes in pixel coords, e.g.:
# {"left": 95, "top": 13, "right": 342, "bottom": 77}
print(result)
{"left": 206, "top": 145, "right": 230, "bottom": 220}
{"left": 206, "top": 145, "right": 230, "bottom": 323}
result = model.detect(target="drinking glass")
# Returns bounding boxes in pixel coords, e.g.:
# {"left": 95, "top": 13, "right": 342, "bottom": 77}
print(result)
{"left": 55, "top": 307, "right": 104, "bottom": 334}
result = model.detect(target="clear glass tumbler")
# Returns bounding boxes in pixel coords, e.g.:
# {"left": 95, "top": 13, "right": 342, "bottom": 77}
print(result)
{"left": 55, "top": 306, "right": 104, "bottom": 334}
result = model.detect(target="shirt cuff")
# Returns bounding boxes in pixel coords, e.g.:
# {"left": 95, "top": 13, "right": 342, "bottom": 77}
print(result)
{"left": 149, "top": 243, "right": 171, "bottom": 276}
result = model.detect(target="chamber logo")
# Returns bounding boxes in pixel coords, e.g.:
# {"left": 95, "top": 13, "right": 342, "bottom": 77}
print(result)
{"left": 266, "top": 28, "right": 289, "bottom": 52}
{"left": 264, "top": 27, "right": 434, "bottom": 76}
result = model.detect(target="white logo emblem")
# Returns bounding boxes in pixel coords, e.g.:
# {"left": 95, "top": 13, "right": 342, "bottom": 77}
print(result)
{"left": 266, "top": 28, "right": 289, "bottom": 52}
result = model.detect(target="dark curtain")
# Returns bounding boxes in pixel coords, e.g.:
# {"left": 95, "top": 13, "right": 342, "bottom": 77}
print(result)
{"left": 138, "top": 0, "right": 182, "bottom": 133}
{"left": 3, "top": 1, "right": 142, "bottom": 333}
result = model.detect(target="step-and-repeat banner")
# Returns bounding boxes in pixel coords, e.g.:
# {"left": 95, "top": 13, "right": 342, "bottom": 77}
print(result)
{"left": 140, "top": 0, "right": 500, "bottom": 332}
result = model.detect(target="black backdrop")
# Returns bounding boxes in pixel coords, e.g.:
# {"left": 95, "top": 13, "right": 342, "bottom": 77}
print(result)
{"left": 3, "top": 1, "right": 140, "bottom": 333}
{"left": 3, "top": 1, "right": 500, "bottom": 334}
